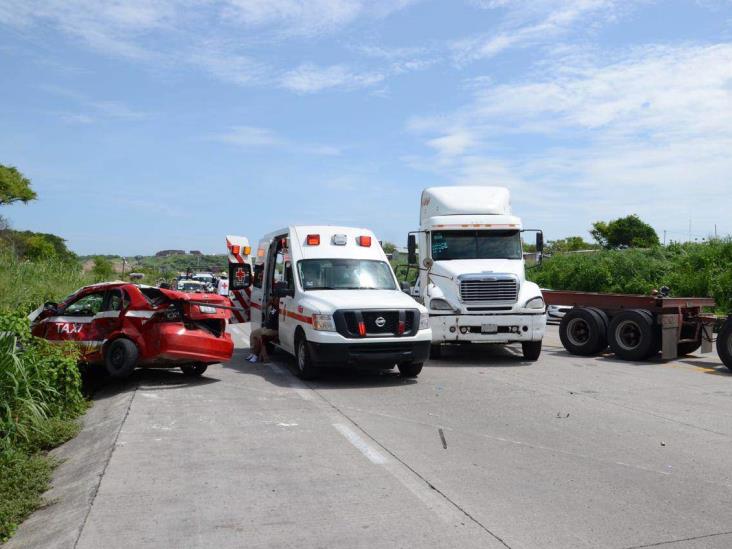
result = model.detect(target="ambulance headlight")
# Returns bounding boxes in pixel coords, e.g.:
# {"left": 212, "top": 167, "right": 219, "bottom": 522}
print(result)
{"left": 312, "top": 314, "right": 336, "bottom": 331}
{"left": 430, "top": 298, "right": 455, "bottom": 311}
{"left": 418, "top": 314, "right": 430, "bottom": 330}
{"left": 525, "top": 296, "right": 545, "bottom": 310}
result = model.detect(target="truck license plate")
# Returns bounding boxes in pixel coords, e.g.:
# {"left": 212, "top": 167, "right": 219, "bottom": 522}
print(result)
{"left": 199, "top": 306, "right": 216, "bottom": 314}
{"left": 481, "top": 323, "right": 498, "bottom": 334}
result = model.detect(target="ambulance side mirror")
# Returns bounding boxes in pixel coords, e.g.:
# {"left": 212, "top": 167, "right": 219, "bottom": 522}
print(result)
{"left": 400, "top": 281, "right": 411, "bottom": 294}
{"left": 273, "top": 285, "right": 294, "bottom": 298}
{"left": 407, "top": 234, "right": 417, "bottom": 265}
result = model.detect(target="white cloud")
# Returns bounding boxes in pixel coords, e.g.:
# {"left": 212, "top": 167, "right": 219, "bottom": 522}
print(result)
{"left": 211, "top": 125, "right": 341, "bottom": 155}
{"left": 453, "top": 0, "right": 637, "bottom": 63}
{"left": 409, "top": 43, "right": 732, "bottom": 237}
{"left": 426, "top": 130, "right": 475, "bottom": 157}
{"left": 280, "top": 63, "right": 384, "bottom": 93}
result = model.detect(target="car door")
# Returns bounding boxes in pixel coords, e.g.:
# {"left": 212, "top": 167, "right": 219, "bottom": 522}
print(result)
{"left": 93, "top": 288, "right": 127, "bottom": 341}
{"left": 46, "top": 290, "right": 106, "bottom": 357}
{"left": 278, "top": 259, "right": 297, "bottom": 354}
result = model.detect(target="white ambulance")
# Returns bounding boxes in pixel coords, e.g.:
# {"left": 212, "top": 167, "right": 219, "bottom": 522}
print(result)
{"left": 251, "top": 226, "right": 432, "bottom": 379}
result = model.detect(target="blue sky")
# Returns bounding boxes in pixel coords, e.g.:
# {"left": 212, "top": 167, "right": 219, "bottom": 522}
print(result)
{"left": 1, "top": 0, "right": 732, "bottom": 255}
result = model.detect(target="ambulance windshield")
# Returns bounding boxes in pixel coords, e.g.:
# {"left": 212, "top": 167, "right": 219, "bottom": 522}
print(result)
{"left": 297, "top": 259, "right": 397, "bottom": 290}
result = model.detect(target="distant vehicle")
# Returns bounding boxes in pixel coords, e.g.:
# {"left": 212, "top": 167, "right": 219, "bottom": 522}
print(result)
{"left": 178, "top": 280, "right": 208, "bottom": 293}
{"left": 547, "top": 304, "right": 572, "bottom": 321}
{"left": 251, "top": 225, "right": 432, "bottom": 379}
{"left": 192, "top": 273, "right": 216, "bottom": 292}
{"left": 29, "top": 282, "right": 234, "bottom": 378}
{"left": 407, "top": 186, "right": 546, "bottom": 360}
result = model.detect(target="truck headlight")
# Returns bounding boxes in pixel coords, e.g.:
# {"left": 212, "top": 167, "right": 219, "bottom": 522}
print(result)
{"left": 525, "top": 296, "right": 545, "bottom": 310}
{"left": 430, "top": 298, "right": 455, "bottom": 311}
{"left": 418, "top": 314, "right": 430, "bottom": 330}
{"left": 312, "top": 314, "right": 336, "bottom": 331}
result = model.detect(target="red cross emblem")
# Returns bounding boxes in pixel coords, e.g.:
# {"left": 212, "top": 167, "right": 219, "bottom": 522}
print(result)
{"left": 235, "top": 268, "right": 246, "bottom": 282}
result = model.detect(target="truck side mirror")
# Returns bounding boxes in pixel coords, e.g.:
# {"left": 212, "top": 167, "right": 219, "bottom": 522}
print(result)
{"left": 536, "top": 232, "right": 544, "bottom": 253}
{"left": 407, "top": 234, "right": 417, "bottom": 265}
{"left": 400, "top": 281, "right": 411, "bottom": 294}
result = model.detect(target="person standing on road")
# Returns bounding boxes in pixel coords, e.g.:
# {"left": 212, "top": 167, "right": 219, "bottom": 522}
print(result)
{"left": 247, "top": 297, "right": 279, "bottom": 363}
{"left": 217, "top": 275, "right": 229, "bottom": 296}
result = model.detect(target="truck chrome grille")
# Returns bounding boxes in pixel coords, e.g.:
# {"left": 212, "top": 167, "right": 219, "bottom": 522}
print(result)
{"left": 459, "top": 277, "right": 518, "bottom": 303}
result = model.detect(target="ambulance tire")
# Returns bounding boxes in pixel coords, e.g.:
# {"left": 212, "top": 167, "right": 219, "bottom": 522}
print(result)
{"left": 181, "top": 363, "right": 208, "bottom": 376}
{"left": 295, "top": 335, "right": 319, "bottom": 380}
{"left": 104, "top": 338, "right": 138, "bottom": 379}
{"left": 430, "top": 344, "right": 442, "bottom": 359}
{"left": 398, "top": 362, "right": 423, "bottom": 378}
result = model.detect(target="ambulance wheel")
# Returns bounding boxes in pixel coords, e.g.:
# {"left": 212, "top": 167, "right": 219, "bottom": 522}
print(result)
{"left": 522, "top": 341, "right": 542, "bottom": 361}
{"left": 295, "top": 336, "right": 319, "bottom": 380}
{"left": 430, "top": 344, "right": 442, "bottom": 359}
{"left": 398, "top": 362, "right": 423, "bottom": 378}
{"left": 104, "top": 339, "right": 138, "bottom": 379}
{"left": 181, "top": 363, "right": 208, "bottom": 376}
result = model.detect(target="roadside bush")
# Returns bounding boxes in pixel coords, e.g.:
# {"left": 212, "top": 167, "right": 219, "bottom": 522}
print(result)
{"left": 0, "top": 311, "right": 86, "bottom": 541}
{"left": 530, "top": 239, "right": 732, "bottom": 312}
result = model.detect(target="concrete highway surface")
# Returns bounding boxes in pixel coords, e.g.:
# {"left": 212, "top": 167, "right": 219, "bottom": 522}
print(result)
{"left": 10, "top": 325, "right": 732, "bottom": 549}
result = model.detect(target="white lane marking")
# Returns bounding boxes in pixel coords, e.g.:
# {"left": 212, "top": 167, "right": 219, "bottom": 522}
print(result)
{"left": 333, "top": 423, "right": 387, "bottom": 465}
{"left": 269, "top": 363, "right": 314, "bottom": 400}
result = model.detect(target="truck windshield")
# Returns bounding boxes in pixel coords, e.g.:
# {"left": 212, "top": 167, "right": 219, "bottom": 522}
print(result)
{"left": 297, "top": 259, "right": 397, "bottom": 290}
{"left": 431, "top": 230, "right": 522, "bottom": 260}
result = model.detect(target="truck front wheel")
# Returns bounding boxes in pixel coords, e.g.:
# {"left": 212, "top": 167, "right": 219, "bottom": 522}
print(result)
{"left": 522, "top": 341, "right": 542, "bottom": 361}
{"left": 716, "top": 317, "right": 732, "bottom": 372}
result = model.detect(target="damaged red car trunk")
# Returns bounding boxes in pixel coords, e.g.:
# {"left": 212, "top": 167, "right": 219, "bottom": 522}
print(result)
{"left": 30, "top": 282, "right": 235, "bottom": 378}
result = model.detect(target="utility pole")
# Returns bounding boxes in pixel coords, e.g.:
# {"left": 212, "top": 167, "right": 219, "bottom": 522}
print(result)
{"left": 663, "top": 230, "right": 667, "bottom": 246}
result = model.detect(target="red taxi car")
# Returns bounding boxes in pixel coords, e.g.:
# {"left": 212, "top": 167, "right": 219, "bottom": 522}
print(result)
{"left": 30, "top": 282, "right": 234, "bottom": 378}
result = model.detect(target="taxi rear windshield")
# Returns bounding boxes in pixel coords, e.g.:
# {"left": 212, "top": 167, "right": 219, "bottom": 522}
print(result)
{"left": 297, "top": 259, "right": 396, "bottom": 290}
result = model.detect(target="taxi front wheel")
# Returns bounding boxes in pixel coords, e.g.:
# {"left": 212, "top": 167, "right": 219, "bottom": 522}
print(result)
{"left": 104, "top": 339, "right": 139, "bottom": 379}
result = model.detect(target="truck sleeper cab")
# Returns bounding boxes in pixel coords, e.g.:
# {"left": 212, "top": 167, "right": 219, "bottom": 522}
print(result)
{"left": 251, "top": 226, "right": 432, "bottom": 379}
{"left": 411, "top": 186, "right": 547, "bottom": 361}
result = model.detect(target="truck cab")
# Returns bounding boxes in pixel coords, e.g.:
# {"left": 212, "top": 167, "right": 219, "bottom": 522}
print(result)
{"left": 251, "top": 226, "right": 432, "bottom": 379}
{"left": 410, "top": 186, "right": 546, "bottom": 360}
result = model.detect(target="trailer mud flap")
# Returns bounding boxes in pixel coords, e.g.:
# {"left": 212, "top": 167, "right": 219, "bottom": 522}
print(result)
{"left": 661, "top": 314, "right": 679, "bottom": 360}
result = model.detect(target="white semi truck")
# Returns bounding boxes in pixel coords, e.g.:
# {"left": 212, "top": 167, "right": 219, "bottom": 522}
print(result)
{"left": 407, "top": 186, "right": 547, "bottom": 360}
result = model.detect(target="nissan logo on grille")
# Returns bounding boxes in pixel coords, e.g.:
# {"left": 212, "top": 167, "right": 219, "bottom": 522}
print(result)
{"left": 374, "top": 316, "right": 386, "bottom": 328}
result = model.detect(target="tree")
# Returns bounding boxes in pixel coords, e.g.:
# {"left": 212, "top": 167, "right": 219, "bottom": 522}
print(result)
{"left": 91, "top": 256, "right": 115, "bottom": 280}
{"left": 381, "top": 241, "right": 397, "bottom": 254}
{"left": 0, "top": 165, "right": 37, "bottom": 206}
{"left": 546, "top": 236, "right": 597, "bottom": 254}
{"left": 591, "top": 214, "right": 660, "bottom": 249}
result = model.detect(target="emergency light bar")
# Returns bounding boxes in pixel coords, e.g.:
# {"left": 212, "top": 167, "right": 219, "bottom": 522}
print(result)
{"left": 231, "top": 245, "right": 240, "bottom": 254}
{"left": 358, "top": 236, "right": 372, "bottom": 247}
{"left": 306, "top": 234, "right": 320, "bottom": 246}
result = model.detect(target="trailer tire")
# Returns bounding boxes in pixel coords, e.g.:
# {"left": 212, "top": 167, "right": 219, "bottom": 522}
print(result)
{"left": 559, "top": 307, "right": 607, "bottom": 355}
{"left": 638, "top": 309, "right": 661, "bottom": 358}
{"left": 104, "top": 338, "right": 138, "bottom": 379}
{"left": 522, "top": 341, "right": 542, "bottom": 361}
{"left": 716, "top": 317, "right": 732, "bottom": 372}
{"left": 677, "top": 340, "right": 701, "bottom": 356}
{"left": 608, "top": 309, "right": 655, "bottom": 361}
{"left": 295, "top": 335, "right": 319, "bottom": 380}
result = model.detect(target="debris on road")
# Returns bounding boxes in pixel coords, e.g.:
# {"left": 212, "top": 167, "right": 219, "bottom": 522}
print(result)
{"left": 556, "top": 412, "right": 570, "bottom": 419}
{"left": 438, "top": 428, "right": 447, "bottom": 449}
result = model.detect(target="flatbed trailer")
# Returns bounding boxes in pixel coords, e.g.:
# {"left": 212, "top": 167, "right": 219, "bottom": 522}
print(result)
{"left": 541, "top": 290, "right": 728, "bottom": 366}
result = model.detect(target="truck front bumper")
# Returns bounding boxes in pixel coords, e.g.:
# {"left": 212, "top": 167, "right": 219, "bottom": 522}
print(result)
{"left": 307, "top": 340, "right": 431, "bottom": 368}
{"left": 430, "top": 313, "right": 546, "bottom": 343}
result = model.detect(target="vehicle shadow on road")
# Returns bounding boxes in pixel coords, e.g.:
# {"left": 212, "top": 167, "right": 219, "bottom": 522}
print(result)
{"left": 427, "top": 344, "right": 537, "bottom": 367}
{"left": 223, "top": 348, "right": 419, "bottom": 389}
{"left": 82, "top": 366, "right": 220, "bottom": 400}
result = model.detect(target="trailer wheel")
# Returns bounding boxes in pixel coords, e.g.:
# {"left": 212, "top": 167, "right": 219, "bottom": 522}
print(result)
{"left": 559, "top": 307, "right": 607, "bottom": 355}
{"left": 608, "top": 309, "right": 655, "bottom": 361}
{"left": 637, "top": 309, "right": 661, "bottom": 358}
{"left": 521, "top": 341, "right": 542, "bottom": 361}
{"left": 716, "top": 317, "right": 732, "bottom": 372}
{"left": 677, "top": 340, "right": 701, "bottom": 356}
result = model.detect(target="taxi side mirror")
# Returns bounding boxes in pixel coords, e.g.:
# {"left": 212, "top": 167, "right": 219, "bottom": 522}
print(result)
{"left": 43, "top": 301, "right": 58, "bottom": 312}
